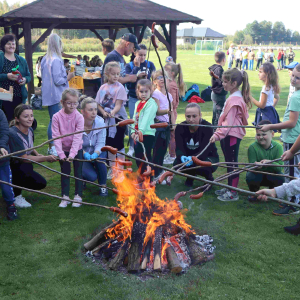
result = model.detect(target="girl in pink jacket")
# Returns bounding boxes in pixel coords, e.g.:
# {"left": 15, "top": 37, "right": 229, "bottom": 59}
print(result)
{"left": 52, "top": 88, "right": 84, "bottom": 208}
{"left": 210, "top": 69, "right": 251, "bottom": 201}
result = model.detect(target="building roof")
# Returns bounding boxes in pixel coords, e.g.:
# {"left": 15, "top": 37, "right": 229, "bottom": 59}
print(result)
{"left": 177, "top": 27, "right": 225, "bottom": 38}
{"left": 0, "top": 0, "right": 203, "bottom": 27}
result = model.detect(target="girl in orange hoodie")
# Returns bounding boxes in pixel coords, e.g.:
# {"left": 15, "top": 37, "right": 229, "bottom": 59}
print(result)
{"left": 210, "top": 69, "right": 251, "bottom": 201}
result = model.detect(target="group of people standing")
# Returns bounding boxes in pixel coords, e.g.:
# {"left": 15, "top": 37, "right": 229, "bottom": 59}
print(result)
{"left": 227, "top": 44, "right": 296, "bottom": 72}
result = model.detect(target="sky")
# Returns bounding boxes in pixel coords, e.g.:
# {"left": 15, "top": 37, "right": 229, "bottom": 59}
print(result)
{"left": 5, "top": 0, "right": 299, "bottom": 35}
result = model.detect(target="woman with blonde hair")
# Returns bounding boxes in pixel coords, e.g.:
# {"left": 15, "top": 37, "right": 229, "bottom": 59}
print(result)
{"left": 41, "top": 33, "right": 75, "bottom": 156}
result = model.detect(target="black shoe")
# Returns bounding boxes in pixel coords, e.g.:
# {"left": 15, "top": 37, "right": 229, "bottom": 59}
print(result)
{"left": 7, "top": 204, "right": 18, "bottom": 221}
{"left": 248, "top": 195, "right": 258, "bottom": 203}
{"left": 99, "top": 187, "right": 108, "bottom": 197}
{"left": 273, "top": 205, "right": 300, "bottom": 216}
{"left": 185, "top": 178, "right": 194, "bottom": 188}
{"left": 284, "top": 219, "right": 300, "bottom": 235}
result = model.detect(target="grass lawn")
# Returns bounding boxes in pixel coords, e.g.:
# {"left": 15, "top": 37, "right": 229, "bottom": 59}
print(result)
{"left": 1, "top": 50, "right": 300, "bottom": 300}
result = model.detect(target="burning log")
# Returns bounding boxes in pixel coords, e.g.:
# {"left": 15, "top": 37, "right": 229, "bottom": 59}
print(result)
{"left": 127, "top": 222, "right": 147, "bottom": 273}
{"left": 140, "top": 239, "right": 152, "bottom": 270}
{"left": 109, "top": 240, "right": 129, "bottom": 270}
{"left": 103, "top": 241, "right": 123, "bottom": 260}
{"left": 186, "top": 236, "right": 208, "bottom": 265}
{"left": 84, "top": 221, "right": 120, "bottom": 251}
{"left": 153, "top": 226, "right": 163, "bottom": 271}
{"left": 166, "top": 245, "right": 183, "bottom": 274}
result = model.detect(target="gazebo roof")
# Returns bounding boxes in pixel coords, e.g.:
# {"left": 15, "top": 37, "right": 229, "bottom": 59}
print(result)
{"left": 0, "top": 0, "right": 202, "bottom": 28}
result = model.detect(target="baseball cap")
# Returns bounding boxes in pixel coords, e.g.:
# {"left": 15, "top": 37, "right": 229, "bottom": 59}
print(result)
{"left": 121, "top": 33, "right": 140, "bottom": 50}
{"left": 284, "top": 61, "right": 299, "bottom": 69}
{"left": 166, "top": 56, "right": 174, "bottom": 63}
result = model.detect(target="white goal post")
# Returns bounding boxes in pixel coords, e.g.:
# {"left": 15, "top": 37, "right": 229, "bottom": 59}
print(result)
{"left": 195, "top": 40, "right": 224, "bottom": 55}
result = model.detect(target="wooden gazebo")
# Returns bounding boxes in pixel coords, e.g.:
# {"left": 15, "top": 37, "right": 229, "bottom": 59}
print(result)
{"left": 0, "top": 0, "right": 202, "bottom": 98}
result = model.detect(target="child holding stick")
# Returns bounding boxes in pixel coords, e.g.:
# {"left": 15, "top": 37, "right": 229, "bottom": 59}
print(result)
{"left": 252, "top": 62, "right": 280, "bottom": 127}
{"left": 152, "top": 70, "right": 174, "bottom": 180}
{"left": 260, "top": 64, "right": 300, "bottom": 215}
{"left": 210, "top": 68, "right": 251, "bottom": 201}
{"left": 52, "top": 89, "right": 84, "bottom": 208}
{"left": 95, "top": 61, "right": 128, "bottom": 180}
{"left": 163, "top": 62, "right": 186, "bottom": 165}
{"left": 131, "top": 79, "right": 158, "bottom": 175}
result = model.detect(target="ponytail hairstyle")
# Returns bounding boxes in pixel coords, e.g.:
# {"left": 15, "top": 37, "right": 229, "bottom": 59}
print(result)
{"left": 10, "top": 104, "right": 33, "bottom": 127}
{"left": 80, "top": 96, "right": 97, "bottom": 110}
{"left": 223, "top": 68, "right": 252, "bottom": 109}
{"left": 104, "top": 61, "right": 121, "bottom": 83}
{"left": 165, "top": 62, "right": 186, "bottom": 96}
{"left": 261, "top": 62, "right": 280, "bottom": 94}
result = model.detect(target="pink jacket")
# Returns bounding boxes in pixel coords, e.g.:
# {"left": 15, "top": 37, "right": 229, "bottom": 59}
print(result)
{"left": 52, "top": 109, "right": 84, "bottom": 159}
{"left": 213, "top": 94, "right": 249, "bottom": 141}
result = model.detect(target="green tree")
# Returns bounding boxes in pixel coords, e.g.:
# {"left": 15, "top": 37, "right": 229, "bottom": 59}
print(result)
{"left": 285, "top": 29, "right": 292, "bottom": 43}
{"left": 272, "top": 22, "right": 286, "bottom": 43}
{"left": 259, "top": 21, "right": 272, "bottom": 43}
{"left": 292, "top": 31, "right": 300, "bottom": 44}
{"left": 243, "top": 34, "right": 253, "bottom": 45}
{"left": 233, "top": 30, "right": 244, "bottom": 44}
{"left": 244, "top": 21, "right": 262, "bottom": 43}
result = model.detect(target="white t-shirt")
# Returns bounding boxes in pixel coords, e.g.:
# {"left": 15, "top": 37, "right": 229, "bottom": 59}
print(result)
{"left": 260, "top": 85, "right": 274, "bottom": 107}
{"left": 235, "top": 50, "right": 241, "bottom": 59}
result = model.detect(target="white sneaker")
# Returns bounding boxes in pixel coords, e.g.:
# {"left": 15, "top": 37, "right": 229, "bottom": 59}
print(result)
{"left": 154, "top": 173, "right": 166, "bottom": 185}
{"left": 163, "top": 156, "right": 176, "bottom": 165}
{"left": 59, "top": 195, "right": 71, "bottom": 208}
{"left": 72, "top": 195, "right": 83, "bottom": 207}
{"left": 126, "top": 147, "right": 134, "bottom": 157}
{"left": 14, "top": 195, "right": 32, "bottom": 208}
{"left": 48, "top": 145, "right": 58, "bottom": 156}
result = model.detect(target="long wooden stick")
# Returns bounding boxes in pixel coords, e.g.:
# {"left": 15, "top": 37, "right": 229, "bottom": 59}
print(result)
{"left": 171, "top": 123, "right": 260, "bottom": 129}
{"left": 0, "top": 179, "right": 128, "bottom": 217}
{"left": 116, "top": 150, "right": 300, "bottom": 208}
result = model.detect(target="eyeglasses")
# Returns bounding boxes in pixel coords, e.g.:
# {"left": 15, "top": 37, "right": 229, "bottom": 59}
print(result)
{"left": 66, "top": 102, "right": 78, "bottom": 107}
{"left": 156, "top": 75, "right": 165, "bottom": 80}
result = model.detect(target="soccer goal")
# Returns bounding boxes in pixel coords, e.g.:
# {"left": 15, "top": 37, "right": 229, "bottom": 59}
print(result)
{"left": 195, "top": 40, "right": 223, "bottom": 55}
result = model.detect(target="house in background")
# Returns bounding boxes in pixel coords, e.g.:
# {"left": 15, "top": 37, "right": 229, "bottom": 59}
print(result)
{"left": 177, "top": 27, "right": 225, "bottom": 45}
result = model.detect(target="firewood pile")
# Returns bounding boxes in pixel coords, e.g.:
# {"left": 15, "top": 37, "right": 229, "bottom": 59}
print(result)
{"left": 84, "top": 169, "right": 215, "bottom": 274}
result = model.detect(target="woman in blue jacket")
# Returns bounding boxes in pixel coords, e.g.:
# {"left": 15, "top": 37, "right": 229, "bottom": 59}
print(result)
{"left": 0, "top": 34, "right": 31, "bottom": 122}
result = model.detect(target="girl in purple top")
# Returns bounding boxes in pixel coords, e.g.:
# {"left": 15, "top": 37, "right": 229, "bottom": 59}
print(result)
{"left": 151, "top": 70, "right": 174, "bottom": 180}
{"left": 41, "top": 34, "right": 75, "bottom": 157}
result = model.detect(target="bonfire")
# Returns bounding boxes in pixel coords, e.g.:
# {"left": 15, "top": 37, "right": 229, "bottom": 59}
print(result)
{"left": 84, "top": 167, "right": 215, "bottom": 274}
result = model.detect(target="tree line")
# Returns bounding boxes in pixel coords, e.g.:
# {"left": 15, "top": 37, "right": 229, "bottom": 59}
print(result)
{"left": 226, "top": 20, "right": 300, "bottom": 45}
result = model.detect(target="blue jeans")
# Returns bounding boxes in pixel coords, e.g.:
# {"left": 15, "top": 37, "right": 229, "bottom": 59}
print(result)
{"left": 249, "top": 59, "right": 254, "bottom": 70}
{"left": 82, "top": 152, "right": 107, "bottom": 185}
{"left": 128, "top": 96, "right": 139, "bottom": 148}
{"left": 47, "top": 103, "right": 61, "bottom": 145}
{"left": 0, "top": 165, "right": 15, "bottom": 205}
{"left": 228, "top": 57, "right": 233, "bottom": 69}
{"left": 242, "top": 59, "right": 248, "bottom": 70}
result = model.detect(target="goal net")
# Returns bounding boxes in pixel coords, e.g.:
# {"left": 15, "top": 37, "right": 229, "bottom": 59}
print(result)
{"left": 195, "top": 40, "right": 223, "bottom": 55}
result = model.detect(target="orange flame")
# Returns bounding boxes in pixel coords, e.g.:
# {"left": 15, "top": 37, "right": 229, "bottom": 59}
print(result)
{"left": 106, "top": 164, "right": 195, "bottom": 246}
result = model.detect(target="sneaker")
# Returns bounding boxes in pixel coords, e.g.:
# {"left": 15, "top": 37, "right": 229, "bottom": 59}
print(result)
{"left": 126, "top": 147, "right": 134, "bottom": 157}
{"left": 59, "top": 195, "right": 71, "bottom": 208}
{"left": 14, "top": 195, "right": 32, "bottom": 208}
{"left": 99, "top": 187, "right": 108, "bottom": 197}
{"left": 272, "top": 205, "right": 300, "bottom": 216}
{"left": 284, "top": 219, "right": 300, "bottom": 235}
{"left": 154, "top": 173, "right": 166, "bottom": 185}
{"left": 48, "top": 145, "right": 58, "bottom": 156}
{"left": 248, "top": 195, "right": 258, "bottom": 203}
{"left": 215, "top": 188, "right": 228, "bottom": 196}
{"left": 7, "top": 204, "right": 18, "bottom": 221}
{"left": 217, "top": 190, "right": 239, "bottom": 202}
{"left": 163, "top": 156, "right": 176, "bottom": 165}
{"left": 72, "top": 195, "right": 82, "bottom": 208}
{"left": 107, "top": 168, "right": 113, "bottom": 180}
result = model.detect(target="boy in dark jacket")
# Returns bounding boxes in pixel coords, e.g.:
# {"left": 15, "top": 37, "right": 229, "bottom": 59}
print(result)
{"left": 173, "top": 103, "right": 219, "bottom": 187}
{"left": 0, "top": 109, "right": 17, "bottom": 220}
{"left": 208, "top": 51, "right": 227, "bottom": 127}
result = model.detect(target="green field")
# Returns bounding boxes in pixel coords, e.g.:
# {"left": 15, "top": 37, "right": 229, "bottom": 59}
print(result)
{"left": 1, "top": 50, "right": 300, "bottom": 300}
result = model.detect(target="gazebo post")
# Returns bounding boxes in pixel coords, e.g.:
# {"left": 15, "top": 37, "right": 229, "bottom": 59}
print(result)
{"left": 169, "top": 22, "right": 177, "bottom": 62}
{"left": 23, "top": 21, "right": 34, "bottom": 103}
{"left": 138, "top": 25, "right": 147, "bottom": 43}
{"left": 11, "top": 25, "right": 19, "bottom": 54}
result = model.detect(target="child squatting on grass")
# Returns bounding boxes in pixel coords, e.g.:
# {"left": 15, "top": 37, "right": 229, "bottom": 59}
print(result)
{"left": 130, "top": 79, "right": 158, "bottom": 178}
{"left": 259, "top": 64, "right": 300, "bottom": 215}
{"left": 209, "top": 68, "right": 251, "bottom": 202}
{"left": 52, "top": 89, "right": 84, "bottom": 208}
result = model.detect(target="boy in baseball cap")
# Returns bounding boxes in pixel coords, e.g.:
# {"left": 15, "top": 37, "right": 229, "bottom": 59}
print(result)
{"left": 285, "top": 61, "right": 299, "bottom": 104}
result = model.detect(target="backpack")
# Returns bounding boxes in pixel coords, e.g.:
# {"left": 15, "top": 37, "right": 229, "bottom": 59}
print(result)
{"left": 30, "top": 94, "right": 43, "bottom": 110}
{"left": 182, "top": 84, "right": 200, "bottom": 102}
{"left": 201, "top": 87, "right": 212, "bottom": 102}
{"left": 129, "top": 61, "right": 151, "bottom": 71}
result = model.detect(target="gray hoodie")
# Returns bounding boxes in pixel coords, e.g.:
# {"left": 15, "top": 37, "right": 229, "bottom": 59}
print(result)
{"left": 82, "top": 116, "right": 106, "bottom": 155}
{"left": 275, "top": 179, "right": 300, "bottom": 200}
